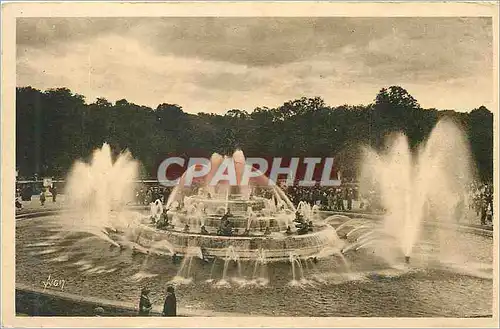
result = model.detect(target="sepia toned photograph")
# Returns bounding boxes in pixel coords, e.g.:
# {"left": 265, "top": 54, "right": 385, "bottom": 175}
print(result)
{"left": 1, "top": 1, "right": 498, "bottom": 327}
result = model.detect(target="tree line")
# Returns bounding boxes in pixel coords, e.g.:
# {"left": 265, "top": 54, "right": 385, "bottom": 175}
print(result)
{"left": 16, "top": 85, "right": 493, "bottom": 182}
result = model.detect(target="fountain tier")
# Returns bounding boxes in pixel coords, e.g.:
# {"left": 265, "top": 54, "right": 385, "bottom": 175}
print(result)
{"left": 134, "top": 222, "right": 342, "bottom": 261}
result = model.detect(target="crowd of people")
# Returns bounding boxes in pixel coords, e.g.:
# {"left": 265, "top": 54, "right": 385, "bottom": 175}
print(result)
{"left": 286, "top": 182, "right": 494, "bottom": 226}
{"left": 134, "top": 185, "right": 173, "bottom": 205}
{"left": 286, "top": 185, "right": 359, "bottom": 211}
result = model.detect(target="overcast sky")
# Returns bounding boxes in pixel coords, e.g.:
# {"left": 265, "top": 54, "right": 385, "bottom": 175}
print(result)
{"left": 17, "top": 17, "right": 492, "bottom": 113}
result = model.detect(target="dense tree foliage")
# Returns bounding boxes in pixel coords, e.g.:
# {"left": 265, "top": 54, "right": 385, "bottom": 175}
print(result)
{"left": 16, "top": 86, "right": 493, "bottom": 182}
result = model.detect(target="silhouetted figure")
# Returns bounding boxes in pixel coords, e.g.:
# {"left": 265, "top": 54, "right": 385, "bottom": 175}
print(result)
{"left": 51, "top": 186, "right": 58, "bottom": 202}
{"left": 486, "top": 203, "right": 493, "bottom": 224}
{"left": 39, "top": 190, "right": 46, "bottom": 206}
{"left": 218, "top": 210, "right": 233, "bottom": 236}
{"left": 346, "top": 189, "right": 353, "bottom": 211}
{"left": 15, "top": 198, "right": 22, "bottom": 209}
{"left": 184, "top": 224, "right": 190, "bottom": 232}
{"left": 295, "top": 219, "right": 308, "bottom": 235}
{"left": 294, "top": 211, "right": 304, "bottom": 224}
{"left": 162, "top": 286, "right": 177, "bottom": 317}
{"left": 138, "top": 288, "right": 152, "bottom": 316}
{"left": 285, "top": 226, "right": 292, "bottom": 235}
{"left": 308, "top": 220, "right": 314, "bottom": 232}
{"left": 336, "top": 190, "right": 345, "bottom": 211}
{"left": 480, "top": 201, "right": 487, "bottom": 225}
{"left": 156, "top": 209, "right": 170, "bottom": 229}
{"left": 264, "top": 226, "right": 271, "bottom": 235}
{"left": 200, "top": 225, "right": 209, "bottom": 235}
{"left": 221, "top": 220, "right": 233, "bottom": 236}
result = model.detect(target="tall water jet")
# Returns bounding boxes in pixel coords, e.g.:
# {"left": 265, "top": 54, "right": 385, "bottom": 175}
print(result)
{"left": 360, "top": 118, "right": 473, "bottom": 260}
{"left": 64, "top": 143, "right": 139, "bottom": 237}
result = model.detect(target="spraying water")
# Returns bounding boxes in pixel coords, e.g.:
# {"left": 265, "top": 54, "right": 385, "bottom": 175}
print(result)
{"left": 360, "top": 119, "right": 473, "bottom": 259}
{"left": 252, "top": 249, "right": 268, "bottom": 282}
{"left": 175, "top": 246, "right": 203, "bottom": 279}
{"left": 221, "top": 246, "right": 242, "bottom": 282}
{"left": 289, "top": 252, "right": 305, "bottom": 283}
{"left": 63, "top": 143, "right": 139, "bottom": 239}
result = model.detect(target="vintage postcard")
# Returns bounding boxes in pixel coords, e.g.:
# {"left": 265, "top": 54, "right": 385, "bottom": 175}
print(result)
{"left": 1, "top": 1, "right": 499, "bottom": 327}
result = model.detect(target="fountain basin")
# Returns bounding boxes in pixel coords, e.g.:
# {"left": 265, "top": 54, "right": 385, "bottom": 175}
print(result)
{"left": 134, "top": 221, "right": 343, "bottom": 261}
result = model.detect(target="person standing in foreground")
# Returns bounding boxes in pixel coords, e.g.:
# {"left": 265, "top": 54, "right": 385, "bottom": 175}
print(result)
{"left": 162, "top": 286, "right": 177, "bottom": 316}
{"left": 51, "top": 185, "right": 58, "bottom": 202}
{"left": 39, "top": 189, "right": 46, "bottom": 206}
{"left": 138, "top": 288, "right": 152, "bottom": 316}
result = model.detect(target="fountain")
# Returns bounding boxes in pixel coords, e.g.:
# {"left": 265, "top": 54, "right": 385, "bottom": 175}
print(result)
{"left": 26, "top": 144, "right": 345, "bottom": 287}
{"left": 136, "top": 150, "right": 344, "bottom": 261}
{"left": 60, "top": 143, "right": 140, "bottom": 243}
{"left": 345, "top": 118, "right": 474, "bottom": 265}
